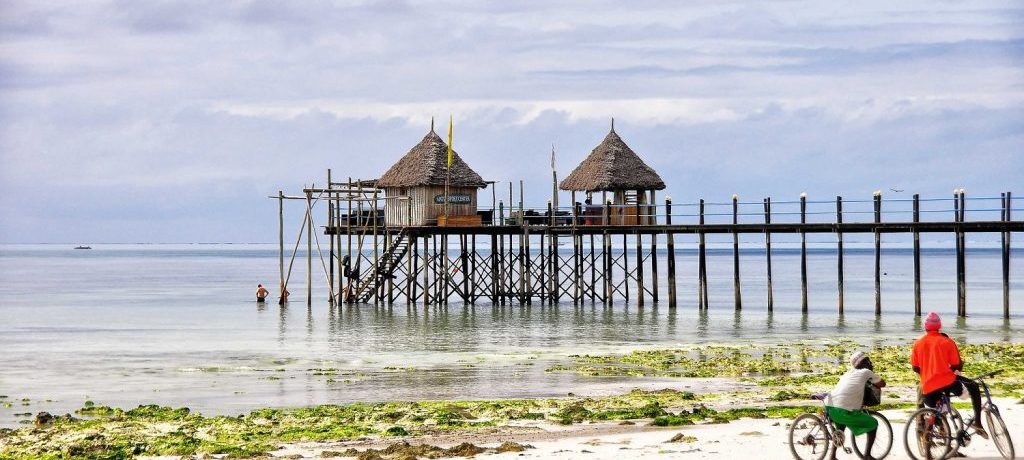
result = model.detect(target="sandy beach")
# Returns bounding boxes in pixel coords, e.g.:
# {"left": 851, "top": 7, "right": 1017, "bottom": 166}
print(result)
{"left": 259, "top": 397, "right": 1020, "bottom": 460}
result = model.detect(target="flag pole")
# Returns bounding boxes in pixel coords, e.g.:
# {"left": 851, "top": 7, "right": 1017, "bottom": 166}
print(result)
{"left": 551, "top": 144, "right": 557, "bottom": 213}
{"left": 445, "top": 115, "right": 452, "bottom": 223}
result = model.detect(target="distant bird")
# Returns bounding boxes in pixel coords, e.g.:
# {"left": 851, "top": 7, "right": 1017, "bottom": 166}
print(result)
{"left": 889, "top": 188, "right": 904, "bottom": 193}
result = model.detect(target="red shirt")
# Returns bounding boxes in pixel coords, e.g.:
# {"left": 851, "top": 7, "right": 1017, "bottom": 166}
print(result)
{"left": 910, "top": 331, "right": 962, "bottom": 394}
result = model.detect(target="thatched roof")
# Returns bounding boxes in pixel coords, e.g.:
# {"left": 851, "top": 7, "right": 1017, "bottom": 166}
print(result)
{"left": 377, "top": 129, "right": 486, "bottom": 188}
{"left": 559, "top": 126, "right": 666, "bottom": 191}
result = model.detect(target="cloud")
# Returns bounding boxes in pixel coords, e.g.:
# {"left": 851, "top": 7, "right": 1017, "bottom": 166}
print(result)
{"left": 0, "top": 0, "right": 1022, "bottom": 242}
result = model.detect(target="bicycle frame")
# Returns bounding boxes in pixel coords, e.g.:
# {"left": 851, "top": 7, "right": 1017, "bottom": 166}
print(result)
{"left": 927, "top": 375, "right": 998, "bottom": 449}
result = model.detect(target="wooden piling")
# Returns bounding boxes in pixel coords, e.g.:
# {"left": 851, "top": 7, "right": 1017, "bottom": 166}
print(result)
{"left": 623, "top": 233, "right": 630, "bottom": 301}
{"left": 913, "top": 194, "right": 921, "bottom": 316}
{"left": 650, "top": 204, "right": 659, "bottom": 302}
{"left": 589, "top": 233, "right": 597, "bottom": 303}
{"left": 666, "top": 197, "right": 677, "bottom": 309}
{"left": 1003, "top": 192, "right": 1012, "bottom": 318}
{"left": 408, "top": 234, "right": 416, "bottom": 304}
{"left": 327, "top": 170, "right": 334, "bottom": 304}
{"left": 698, "top": 199, "right": 708, "bottom": 310}
{"left": 957, "top": 190, "right": 967, "bottom": 316}
{"left": 636, "top": 230, "right": 644, "bottom": 306}
{"left": 490, "top": 233, "right": 499, "bottom": 304}
{"left": 422, "top": 235, "right": 430, "bottom": 304}
{"left": 733, "top": 195, "right": 741, "bottom": 310}
{"left": 278, "top": 190, "right": 284, "bottom": 303}
{"left": 873, "top": 192, "right": 881, "bottom": 315}
{"left": 306, "top": 189, "right": 312, "bottom": 307}
{"left": 603, "top": 230, "right": 612, "bottom": 304}
{"left": 800, "top": 194, "right": 808, "bottom": 313}
{"left": 764, "top": 197, "right": 773, "bottom": 311}
{"left": 836, "top": 196, "right": 844, "bottom": 314}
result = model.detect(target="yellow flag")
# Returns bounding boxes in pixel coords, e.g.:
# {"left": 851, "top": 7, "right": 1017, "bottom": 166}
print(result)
{"left": 447, "top": 115, "right": 453, "bottom": 168}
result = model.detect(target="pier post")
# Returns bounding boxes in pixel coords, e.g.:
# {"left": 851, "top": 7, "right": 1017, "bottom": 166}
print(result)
{"left": 408, "top": 234, "right": 415, "bottom": 304}
{"left": 837, "top": 196, "right": 844, "bottom": 314}
{"left": 490, "top": 233, "right": 499, "bottom": 304}
{"left": 346, "top": 177, "right": 353, "bottom": 302}
{"left": 666, "top": 197, "right": 677, "bottom": 309}
{"left": 636, "top": 229, "right": 644, "bottom": 307}
{"left": 497, "top": 229, "right": 506, "bottom": 305}
{"left": 461, "top": 234, "right": 470, "bottom": 303}
{"left": 764, "top": 197, "right": 773, "bottom": 311}
{"left": 650, "top": 191, "right": 659, "bottom": 302}
{"left": 278, "top": 190, "right": 284, "bottom": 304}
{"left": 306, "top": 189, "right": 312, "bottom": 307}
{"left": 623, "top": 233, "right": 630, "bottom": 301}
{"left": 373, "top": 187, "right": 380, "bottom": 304}
{"left": 913, "top": 194, "right": 921, "bottom": 316}
{"left": 524, "top": 229, "right": 532, "bottom": 304}
{"left": 954, "top": 190, "right": 962, "bottom": 315}
{"left": 327, "top": 170, "right": 334, "bottom": 304}
{"left": 589, "top": 233, "right": 597, "bottom": 303}
{"left": 1003, "top": 192, "right": 1012, "bottom": 318}
{"left": 733, "top": 194, "right": 742, "bottom": 310}
{"left": 874, "top": 191, "right": 881, "bottom": 315}
{"left": 603, "top": 230, "right": 612, "bottom": 305}
{"left": 800, "top": 193, "right": 808, "bottom": 313}
{"left": 422, "top": 235, "right": 430, "bottom": 304}
{"left": 698, "top": 199, "right": 708, "bottom": 310}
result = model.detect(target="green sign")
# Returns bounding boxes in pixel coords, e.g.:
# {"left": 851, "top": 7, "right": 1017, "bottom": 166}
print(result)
{"left": 434, "top": 194, "right": 471, "bottom": 204}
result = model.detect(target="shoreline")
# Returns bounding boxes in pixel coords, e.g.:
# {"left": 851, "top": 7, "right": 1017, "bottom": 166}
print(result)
{"left": 2, "top": 341, "right": 1021, "bottom": 459}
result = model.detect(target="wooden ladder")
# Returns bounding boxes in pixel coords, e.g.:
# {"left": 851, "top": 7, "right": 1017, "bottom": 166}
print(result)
{"left": 353, "top": 229, "right": 410, "bottom": 302}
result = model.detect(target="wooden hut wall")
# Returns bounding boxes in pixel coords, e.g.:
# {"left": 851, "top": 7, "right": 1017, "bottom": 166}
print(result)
{"left": 385, "top": 186, "right": 478, "bottom": 226}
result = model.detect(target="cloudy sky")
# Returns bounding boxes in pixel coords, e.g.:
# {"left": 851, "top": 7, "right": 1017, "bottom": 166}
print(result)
{"left": 1, "top": 1, "right": 1021, "bottom": 242}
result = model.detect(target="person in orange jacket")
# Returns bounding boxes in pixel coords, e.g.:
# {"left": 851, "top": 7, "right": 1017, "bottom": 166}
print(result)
{"left": 910, "top": 311, "right": 986, "bottom": 439}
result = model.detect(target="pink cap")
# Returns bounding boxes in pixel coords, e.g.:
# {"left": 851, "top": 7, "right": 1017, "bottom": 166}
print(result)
{"left": 924, "top": 311, "right": 942, "bottom": 331}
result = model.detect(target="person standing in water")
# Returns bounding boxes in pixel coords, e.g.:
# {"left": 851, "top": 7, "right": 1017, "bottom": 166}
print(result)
{"left": 256, "top": 284, "right": 269, "bottom": 302}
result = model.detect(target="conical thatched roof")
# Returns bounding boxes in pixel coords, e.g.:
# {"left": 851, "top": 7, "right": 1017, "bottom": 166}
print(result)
{"left": 377, "top": 129, "right": 486, "bottom": 188}
{"left": 559, "top": 127, "right": 666, "bottom": 191}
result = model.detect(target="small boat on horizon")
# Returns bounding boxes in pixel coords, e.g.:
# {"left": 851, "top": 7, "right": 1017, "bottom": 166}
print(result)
{"left": 74, "top": 245, "right": 92, "bottom": 250}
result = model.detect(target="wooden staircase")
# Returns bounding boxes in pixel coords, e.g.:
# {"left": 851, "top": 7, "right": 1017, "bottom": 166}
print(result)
{"left": 351, "top": 229, "right": 410, "bottom": 302}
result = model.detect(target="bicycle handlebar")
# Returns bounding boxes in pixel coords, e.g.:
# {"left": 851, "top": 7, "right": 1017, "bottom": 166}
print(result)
{"left": 971, "top": 369, "right": 1003, "bottom": 380}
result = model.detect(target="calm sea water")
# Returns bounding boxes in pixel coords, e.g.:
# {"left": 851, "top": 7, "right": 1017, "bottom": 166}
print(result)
{"left": 0, "top": 242, "right": 1020, "bottom": 427}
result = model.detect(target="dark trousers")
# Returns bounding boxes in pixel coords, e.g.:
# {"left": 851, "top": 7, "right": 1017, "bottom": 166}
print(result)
{"left": 923, "top": 376, "right": 982, "bottom": 422}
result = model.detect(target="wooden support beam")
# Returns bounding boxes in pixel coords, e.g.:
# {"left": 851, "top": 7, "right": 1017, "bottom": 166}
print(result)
{"left": 764, "top": 197, "right": 773, "bottom": 311}
{"left": 422, "top": 235, "right": 430, "bottom": 304}
{"left": 1003, "top": 192, "right": 1012, "bottom": 319}
{"left": 306, "top": 189, "right": 312, "bottom": 307}
{"left": 327, "top": 170, "right": 334, "bottom": 304}
{"left": 604, "top": 230, "right": 612, "bottom": 305}
{"left": 800, "top": 194, "right": 808, "bottom": 313}
{"left": 837, "top": 196, "right": 844, "bottom": 314}
{"left": 666, "top": 197, "right": 677, "bottom": 309}
{"left": 913, "top": 194, "right": 921, "bottom": 316}
{"left": 490, "top": 233, "right": 499, "bottom": 305}
{"left": 278, "top": 190, "right": 284, "bottom": 304}
{"left": 698, "top": 199, "right": 708, "bottom": 310}
{"left": 873, "top": 192, "right": 881, "bottom": 315}
{"left": 650, "top": 190, "right": 659, "bottom": 302}
{"left": 733, "top": 194, "right": 741, "bottom": 310}
{"left": 958, "top": 190, "right": 967, "bottom": 316}
{"left": 636, "top": 230, "right": 644, "bottom": 307}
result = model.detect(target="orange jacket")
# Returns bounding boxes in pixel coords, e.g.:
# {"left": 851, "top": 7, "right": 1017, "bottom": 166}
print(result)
{"left": 910, "top": 331, "right": 961, "bottom": 394}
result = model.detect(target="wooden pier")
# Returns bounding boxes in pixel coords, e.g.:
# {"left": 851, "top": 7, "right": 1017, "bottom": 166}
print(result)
{"left": 270, "top": 122, "right": 1018, "bottom": 317}
{"left": 274, "top": 182, "right": 1020, "bottom": 318}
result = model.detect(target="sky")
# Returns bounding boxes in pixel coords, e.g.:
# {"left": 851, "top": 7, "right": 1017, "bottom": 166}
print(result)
{"left": 0, "top": 0, "right": 1022, "bottom": 243}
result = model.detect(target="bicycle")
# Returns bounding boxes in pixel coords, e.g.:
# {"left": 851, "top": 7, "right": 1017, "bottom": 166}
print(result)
{"left": 903, "top": 369, "right": 1015, "bottom": 460}
{"left": 789, "top": 393, "right": 893, "bottom": 460}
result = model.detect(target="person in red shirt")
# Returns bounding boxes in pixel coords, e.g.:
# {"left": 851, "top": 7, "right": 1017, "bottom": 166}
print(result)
{"left": 910, "top": 311, "right": 986, "bottom": 439}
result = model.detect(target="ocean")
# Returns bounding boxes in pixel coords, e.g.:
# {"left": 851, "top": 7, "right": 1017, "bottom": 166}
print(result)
{"left": 0, "top": 242, "right": 1020, "bottom": 427}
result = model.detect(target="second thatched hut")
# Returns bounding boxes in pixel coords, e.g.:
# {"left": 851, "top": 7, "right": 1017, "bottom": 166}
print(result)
{"left": 559, "top": 122, "right": 665, "bottom": 225}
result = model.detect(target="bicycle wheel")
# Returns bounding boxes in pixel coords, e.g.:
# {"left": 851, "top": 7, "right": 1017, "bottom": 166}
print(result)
{"left": 984, "top": 406, "right": 1015, "bottom": 460}
{"left": 904, "top": 408, "right": 953, "bottom": 460}
{"left": 790, "top": 413, "right": 831, "bottom": 460}
{"left": 852, "top": 410, "right": 893, "bottom": 459}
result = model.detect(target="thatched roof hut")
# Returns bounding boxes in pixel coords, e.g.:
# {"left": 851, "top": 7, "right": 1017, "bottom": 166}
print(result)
{"left": 559, "top": 126, "right": 665, "bottom": 192}
{"left": 377, "top": 129, "right": 486, "bottom": 189}
{"left": 378, "top": 126, "right": 487, "bottom": 226}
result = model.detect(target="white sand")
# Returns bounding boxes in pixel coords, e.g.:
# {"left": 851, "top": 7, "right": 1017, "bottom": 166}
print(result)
{"left": 269, "top": 398, "right": 1021, "bottom": 460}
